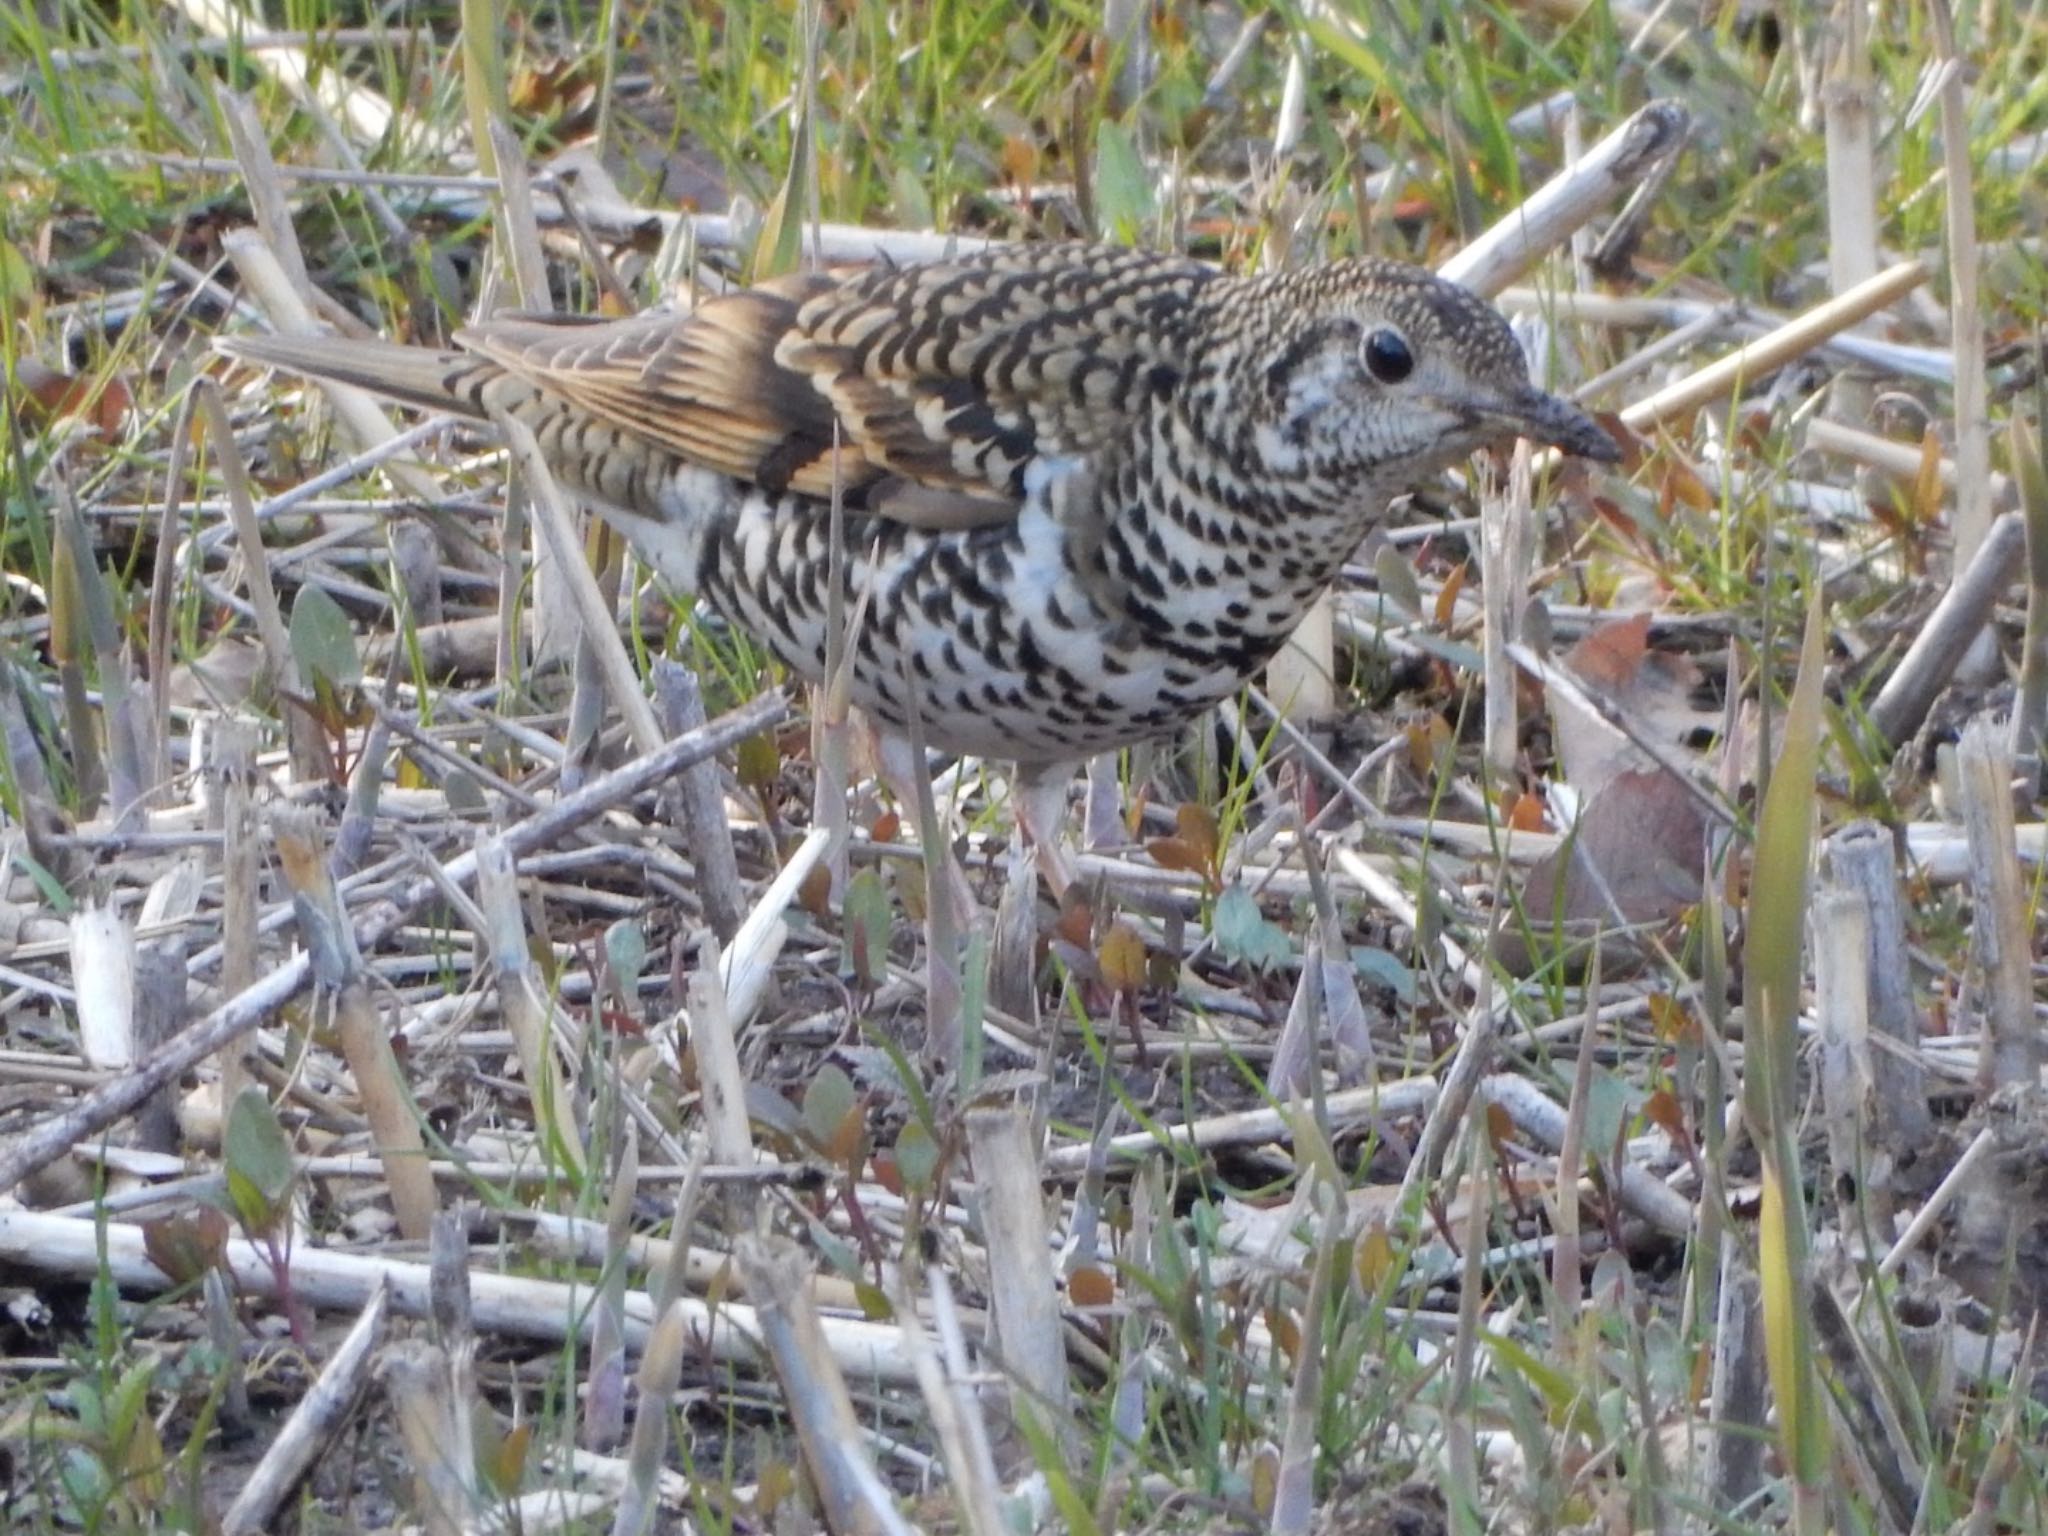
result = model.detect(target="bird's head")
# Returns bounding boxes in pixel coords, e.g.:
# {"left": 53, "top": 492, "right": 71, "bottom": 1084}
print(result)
{"left": 1223, "top": 258, "right": 1618, "bottom": 499}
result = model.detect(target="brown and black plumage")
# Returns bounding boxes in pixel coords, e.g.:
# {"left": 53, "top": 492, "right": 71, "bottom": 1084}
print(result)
{"left": 222, "top": 242, "right": 1614, "bottom": 787}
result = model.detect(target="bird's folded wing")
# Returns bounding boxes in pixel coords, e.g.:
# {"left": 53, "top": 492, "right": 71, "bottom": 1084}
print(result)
{"left": 455, "top": 244, "right": 1215, "bottom": 532}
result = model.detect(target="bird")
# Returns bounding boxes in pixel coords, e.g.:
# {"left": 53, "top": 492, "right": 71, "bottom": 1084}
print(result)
{"left": 220, "top": 241, "right": 1617, "bottom": 890}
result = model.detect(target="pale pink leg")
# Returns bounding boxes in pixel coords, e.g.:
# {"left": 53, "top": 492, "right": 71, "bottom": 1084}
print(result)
{"left": 1013, "top": 761, "right": 1082, "bottom": 897}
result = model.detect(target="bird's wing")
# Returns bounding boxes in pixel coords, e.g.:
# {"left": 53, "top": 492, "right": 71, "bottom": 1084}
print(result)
{"left": 455, "top": 244, "right": 1215, "bottom": 531}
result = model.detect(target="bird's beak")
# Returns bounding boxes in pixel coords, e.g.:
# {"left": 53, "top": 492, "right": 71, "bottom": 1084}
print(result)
{"left": 1484, "top": 385, "right": 1622, "bottom": 462}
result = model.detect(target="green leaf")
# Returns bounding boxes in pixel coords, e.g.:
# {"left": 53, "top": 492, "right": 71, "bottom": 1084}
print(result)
{"left": 1351, "top": 945, "right": 1416, "bottom": 1002}
{"left": 1373, "top": 544, "right": 1424, "bottom": 617}
{"left": 1092, "top": 120, "right": 1154, "bottom": 245}
{"left": 1579, "top": 1070, "right": 1632, "bottom": 1163}
{"left": 59, "top": 1445, "right": 112, "bottom": 1510}
{"left": 1481, "top": 1332, "right": 1601, "bottom": 1442}
{"left": 800, "top": 1064, "right": 857, "bottom": 1153}
{"left": 842, "top": 867, "right": 892, "bottom": 989}
{"left": 66, "top": 1378, "right": 109, "bottom": 1438}
{"left": 0, "top": 241, "right": 34, "bottom": 317}
{"left": 958, "top": 927, "right": 988, "bottom": 1090}
{"left": 2006, "top": 412, "right": 2048, "bottom": 518}
{"left": 893, "top": 1118, "right": 938, "bottom": 1191}
{"left": 222, "top": 1087, "right": 295, "bottom": 1236}
{"left": 7, "top": 845, "right": 75, "bottom": 917}
{"left": 443, "top": 766, "right": 487, "bottom": 816}
{"left": 105, "top": 1356, "right": 158, "bottom": 1451}
{"left": 890, "top": 166, "right": 935, "bottom": 231}
{"left": 1745, "top": 589, "right": 1827, "bottom": 1138}
{"left": 288, "top": 585, "right": 361, "bottom": 691}
{"left": 853, "top": 1280, "right": 893, "bottom": 1321}
{"left": 750, "top": 39, "right": 814, "bottom": 281}
{"left": 1743, "top": 587, "right": 1831, "bottom": 1494}
{"left": 604, "top": 919, "right": 646, "bottom": 995}
{"left": 1211, "top": 885, "right": 1291, "bottom": 971}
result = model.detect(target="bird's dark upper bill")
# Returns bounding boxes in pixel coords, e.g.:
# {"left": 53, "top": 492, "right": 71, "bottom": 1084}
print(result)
{"left": 1502, "top": 387, "right": 1622, "bottom": 462}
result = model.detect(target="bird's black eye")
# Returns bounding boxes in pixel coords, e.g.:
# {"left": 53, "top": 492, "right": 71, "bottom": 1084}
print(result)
{"left": 1363, "top": 328, "right": 1414, "bottom": 384}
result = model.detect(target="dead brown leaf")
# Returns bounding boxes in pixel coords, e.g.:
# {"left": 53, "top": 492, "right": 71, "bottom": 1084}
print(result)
{"left": 1506, "top": 767, "right": 1707, "bottom": 975}
{"left": 1551, "top": 613, "right": 1718, "bottom": 802}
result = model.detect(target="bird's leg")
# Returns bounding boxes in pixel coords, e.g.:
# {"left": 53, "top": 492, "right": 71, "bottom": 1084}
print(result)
{"left": 990, "top": 759, "right": 1080, "bottom": 1024}
{"left": 1012, "top": 760, "right": 1083, "bottom": 896}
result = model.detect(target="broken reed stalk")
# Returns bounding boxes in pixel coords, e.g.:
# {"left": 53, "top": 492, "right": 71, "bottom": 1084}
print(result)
{"left": 217, "top": 231, "right": 444, "bottom": 506}
{"left": 0, "top": 1205, "right": 922, "bottom": 1383}
{"left": 493, "top": 408, "right": 665, "bottom": 754}
{"left": 735, "top": 1233, "right": 911, "bottom": 1536}
{"left": 1866, "top": 511, "right": 2026, "bottom": 748}
{"left": 1953, "top": 716, "right": 2039, "bottom": 1089}
{"left": 616, "top": 1301, "right": 690, "bottom": 1536}
{"left": 210, "top": 715, "right": 260, "bottom": 1122}
{"left": 1616, "top": 258, "right": 1928, "bottom": 440}
{"left": 1818, "top": 822, "right": 1931, "bottom": 1159}
{"left": 1439, "top": 99, "right": 1690, "bottom": 298}
{"left": 891, "top": 1264, "right": 1007, "bottom": 1536}
{"left": 1925, "top": 0, "right": 1993, "bottom": 570}
{"left": 191, "top": 377, "right": 330, "bottom": 782}
{"left": 381, "top": 1339, "right": 482, "bottom": 1529}
{"left": 684, "top": 931, "right": 757, "bottom": 1230}
{"left": 1819, "top": 0, "right": 1878, "bottom": 424}
{"left": 1811, "top": 887, "right": 1874, "bottom": 1219}
{"left": 219, "top": 1285, "right": 389, "bottom": 1536}
{"left": 1481, "top": 444, "right": 1535, "bottom": 780}
{"left": 1806, "top": 417, "right": 2015, "bottom": 509}
{"left": 272, "top": 804, "right": 437, "bottom": 1241}
{"left": 475, "top": 834, "right": 587, "bottom": 1175}
{"left": 965, "top": 1105, "right": 1074, "bottom": 1472}
{"left": 1705, "top": 1255, "right": 1768, "bottom": 1515}
{"left": 653, "top": 661, "right": 746, "bottom": 945}
{"left": 2009, "top": 409, "right": 2048, "bottom": 766}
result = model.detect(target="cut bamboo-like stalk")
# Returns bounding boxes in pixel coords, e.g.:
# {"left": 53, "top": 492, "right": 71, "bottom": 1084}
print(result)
{"left": 475, "top": 835, "right": 586, "bottom": 1175}
{"left": 1867, "top": 512, "right": 2025, "bottom": 747}
{"left": 615, "top": 1302, "right": 690, "bottom": 1536}
{"left": 1811, "top": 888, "right": 1873, "bottom": 1213}
{"left": 1618, "top": 260, "right": 1928, "bottom": 439}
{"left": 0, "top": 1206, "right": 922, "bottom": 1383}
{"left": 1819, "top": 822, "right": 1931, "bottom": 1158}
{"left": 1820, "top": 0, "right": 1878, "bottom": 424}
{"left": 381, "top": 1341, "right": 480, "bottom": 1531}
{"left": 1705, "top": 1256, "right": 1768, "bottom": 1514}
{"left": 69, "top": 897, "right": 136, "bottom": 1071}
{"left": 965, "top": 1105, "right": 1072, "bottom": 1470}
{"left": 685, "top": 933, "right": 756, "bottom": 1224}
{"left": 1953, "top": 717, "right": 2038, "bottom": 1088}
{"left": 735, "top": 1233, "right": 914, "bottom": 1536}
{"left": 220, "top": 1284, "right": 387, "bottom": 1536}
{"left": 1481, "top": 447, "right": 1535, "bottom": 779}
{"left": 1439, "top": 100, "right": 1690, "bottom": 299}
{"left": 210, "top": 716, "right": 260, "bottom": 1124}
{"left": 652, "top": 662, "right": 746, "bottom": 945}
{"left": 1926, "top": 0, "right": 1993, "bottom": 569}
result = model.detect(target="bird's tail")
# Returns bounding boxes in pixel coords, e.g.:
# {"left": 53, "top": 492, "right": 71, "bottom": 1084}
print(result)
{"left": 216, "top": 333, "right": 500, "bottom": 421}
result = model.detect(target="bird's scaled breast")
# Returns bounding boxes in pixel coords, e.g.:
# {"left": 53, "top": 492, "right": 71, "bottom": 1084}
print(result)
{"left": 646, "top": 456, "right": 1332, "bottom": 764}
